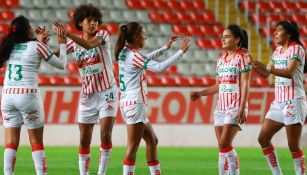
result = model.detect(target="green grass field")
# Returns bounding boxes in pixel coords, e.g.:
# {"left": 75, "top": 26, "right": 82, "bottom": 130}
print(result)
{"left": 0, "top": 147, "right": 306, "bottom": 175}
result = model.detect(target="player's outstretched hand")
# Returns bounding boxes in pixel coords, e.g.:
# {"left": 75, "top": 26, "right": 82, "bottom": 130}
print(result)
{"left": 180, "top": 36, "right": 191, "bottom": 53}
{"left": 56, "top": 27, "right": 67, "bottom": 44}
{"left": 166, "top": 35, "right": 178, "bottom": 49}
{"left": 35, "top": 26, "right": 50, "bottom": 44}
{"left": 191, "top": 92, "right": 201, "bottom": 101}
{"left": 53, "top": 20, "right": 68, "bottom": 36}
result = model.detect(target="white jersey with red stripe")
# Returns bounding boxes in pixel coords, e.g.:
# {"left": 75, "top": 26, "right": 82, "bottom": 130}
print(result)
{"left": 3, "top": 41, "right": 55, "bottom": 90}
{"left": 118, "top": 45, "right": 169, "bottom": 107}
{"left": 216, "top": 49, "right": 252, "bottom": 110}
{"left": 272, "top": 42, "right": 306, "bottom": 102}
{"left": 67, "top": 30, "right": 116, "bottom": 94}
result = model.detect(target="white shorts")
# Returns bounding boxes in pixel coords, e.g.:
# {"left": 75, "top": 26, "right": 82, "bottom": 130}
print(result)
{"left": 1, "top": 93, "right": 44, "bottom": 129}
{"left": 78, "top": 85, "right": 119, "bottom": 124}
{"left": 120, "top": 103, "right": 149, "bottom": 125}
{"left": 214, "top": 108, "right": 248, "bottom": 130}
{"left": 265, "top": 98, "right": 307, "bottom": 125}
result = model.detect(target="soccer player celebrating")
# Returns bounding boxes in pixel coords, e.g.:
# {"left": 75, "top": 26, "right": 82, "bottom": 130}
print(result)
{"left": 53, "top": 4, "right": 118, "bottom": 175}
{"left": 114, "top": 22, "right": 191, "bottom": 175}
{"left": 191, "top": 24, "right": 251, "bottom": 175}
{"left": 252, "top": 20, "right": 306, "bottom": 175}
{"left": 0, "top": 15, "right": 67, "bottom": 175}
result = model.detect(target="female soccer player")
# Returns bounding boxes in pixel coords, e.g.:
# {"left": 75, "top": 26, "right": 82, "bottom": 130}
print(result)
{"left": 53, "top": 4, "right": 118, "bottom": 175}
{"left": 252, "top": 20, "right": 306, "bottom": 175}
{"left": 191, "top": 24, "right": 251, "bottom": 175}
{"left": 114, "top": 22, "right": 191, "bottom": 175}
{"left": 0, "top": 15, "right": 67, "bottom": 175}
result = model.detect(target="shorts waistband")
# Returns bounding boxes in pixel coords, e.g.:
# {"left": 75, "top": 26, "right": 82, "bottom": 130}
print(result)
{"left": 2, "top": 88, "right": 39, "bottom": 94}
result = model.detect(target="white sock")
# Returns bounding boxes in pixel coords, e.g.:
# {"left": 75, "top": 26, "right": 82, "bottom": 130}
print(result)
{"left": 225, "top": 147, "right": 239, "bottom": 175}
{"left": 31, "top": 144, "right": 47, "bottom": 175}
{"left": 148, "top": 160, "right": 161, "bottom": 175}
{"left": 123, "top": 160, "right": 135, "bottom": 175}
{"left": 262, "top": 145, "right": 283, "bottom": 175}
{"left": 79, "top": 148, "right": 90, "bottom": 175}
{"left": 4, "top": 144, "right": 18, "bottom": 175}
{"left": 218, "top": 151, "right": 229, "bottom": 175}
{"left": 97, "top": 144, "right": 112, "bottom": 175}
{"left": 292, "top": 150, "right": 306, "bottom": 175}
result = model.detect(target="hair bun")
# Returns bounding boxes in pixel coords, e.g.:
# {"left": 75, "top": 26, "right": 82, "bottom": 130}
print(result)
{"left": 121, "top": 25, "right": 127, "bottom": 32}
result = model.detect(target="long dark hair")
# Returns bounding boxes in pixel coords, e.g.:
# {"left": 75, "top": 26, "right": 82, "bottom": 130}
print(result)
{"left": 0, "top": 15, "right": 33, "bottom": 67}
{"left": 114, "top": 22, "right": 143, "bottom": 61}
{"left": 277, "top": 20, "right": 306, "bottom": 72}
{"left": 226, "top": 24, "right": 248, "bottom": 49}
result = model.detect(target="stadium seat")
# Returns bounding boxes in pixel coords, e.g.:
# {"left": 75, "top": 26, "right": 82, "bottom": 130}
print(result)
{"left": 6, "top": 0, "right": 20, "bottom": 8}
{"left": 125, "top": 0, "right": 143, "bottom": 9}
{"left": 38, "top": 75, "right": 52, "bottom": 85}
{"left": 41, "top": 10, "right": 55, "bottom": 21}
{"left": 164, "top": 12, "right": 181, "bottom": 24}
{"left": 269, "top": 2, "right": 285, "bottom": 12}
{"left": 28, "top": 10, "right": 41, "bottom": 22}
{"left": 213, "top": 25, "right": 224, "bottom": 35}
{"left": 172, "top": 25, "right": 189, "bottom": 35}
{"left": 105, "top": 22, "right": 119, "bottom": 35}
{"left": 0, "top": 10, "right": 15, "bottom": 21}
{"left": 46, "top": 0, "right": 60, "bottom": 8}
{"left": 258, "top": 2, "right": 272, "bottom": 12}
{"left": 149, "top": 11, "right": 164, "bottom": 23}
{"left": 201, "top": 77, "right": 216, "bottom": 86}
{"left": 301, "top": 26, "right": 307, "bottom": 37}
{"left": 140, "top": 0, "right": 156, "bottom": 10}
{"left": 200, "top": 25, "right": 217, "bottom": 37}
{"left": 193, "top": 0, "right": 205, "bottom": 10}
{"left": 154, "top": 0, "right": 169, "bottom": 10}
{"left": 147, "top": 76, "right": 163, "bottom": 86}
{"left": 293, "top": 14, "right": 306, "bottom": 25}
{"left": 190, "top": 12, "right": 207, "bottom": 24}
{"left": 174, "top": 76, "right": 190, "bottom": 86}
{"left": 296, "top": 2, "right": 307, "bottom": 12}
{"left": 255, "top": 77, "right": 269, "bottom": 87}
{"left": 203, "top": 12, "right": 216, "bottom": 24}
{"left": 0, "top": 23, "right": 9, "bottom": 33}
{"left": 181, "top": 0, "right": 197, "bottom": 11}
{"left": 187, "top": 25, "right": 203, "bottom": 36}
{"left": 66, "top": 62, "right": 79, "bottom": 74}
{"left": 240, "top": 1, "right": 256, "bottom": 13}
{"left": 63, "top": 75, "right": 80, "bottom": 85}
{"left": 211, "top": 38, "right": 222, "bottom": 48}
{"left": 166, "top": 65, "right": 177, "bottom": 75}
{"left": 282, "top": 2, "right": 299, "bottom": 12}
{"left": 196, "top": 38, "right": 215, "bottom": 49}
{"left": 161, "top": 76, "right": 176, "bottom": 86}
{"left": 188, "top": 76, "right": 203, "bottom": 86}
{"left": 33, "top": 0, "right": 47, "bottom": 8}
{"left": 50, "top": 76, "right": 66, "bottom": 85}
{"left": 19, "top": 0, "right": 34, "bottom": 8}
{"left": 167, "top": 0, "right": 183, "bottom": 10}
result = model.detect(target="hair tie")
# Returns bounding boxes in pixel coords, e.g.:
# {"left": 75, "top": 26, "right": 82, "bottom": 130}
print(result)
{"left": 8, "top": 25, "right": 16, "bottom": 34}
{"left": 121, "top": 25, "right": 127, "bottom": 32}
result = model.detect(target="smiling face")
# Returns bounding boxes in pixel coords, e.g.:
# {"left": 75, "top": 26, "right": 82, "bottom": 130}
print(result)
{"left": 79, "top": 17, "right": 99, "bottom": 35}
{"left": 273, "top": 25, "right": 290, "bottom": 46}
{"left": 221, "top": 29, "right": 239, "bottom": 51}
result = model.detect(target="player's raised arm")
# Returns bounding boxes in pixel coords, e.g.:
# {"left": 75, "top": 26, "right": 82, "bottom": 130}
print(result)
{"left": 145, "top": 35, "right": 178, "bottom": 60}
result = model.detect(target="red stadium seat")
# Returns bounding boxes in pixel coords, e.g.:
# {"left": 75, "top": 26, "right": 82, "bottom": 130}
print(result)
{"left": 149, "top": 11, "right": 164, "bottom": 23}
{"left": 269, "top": 2, "right": 285, "bottom": 12}
{"left": 0, "top": 1, "right": 7, "bottom": 8}
{"left": 280, "top": 14, "right": 293, "bottom": 21}
{"left": 187, "top": 25, "right": 203, "bottom": 36}
{"left": 141, "top": 0, "right": 156, "bottom": 10}
{"left": 63, "top": 76, "right": 80, "bottom": 85}
{"left": 166, "top": 65, "right": 177, "bottom": 75}
{"left": 172, "top": 25, "right": 189, "bottom": 35}
{"left": 240, "top": 1, "right": 256, "bottom": 13}
{"left": 213, "top": 25, "right": 224, "bottom": 35}
{"left": 125, "top": 0, "right": 143, "bottom": 9}
{"left": 261, "top": 28, "right": 274, "bottom": 37}
{"left": 147, "top": 76, "right": 163, "bottom": 86}
{"left": 106, "top": 22, "right": 119, "bottom": 35}
{"left": 5, "top": 0, "right": 20, "bottom": 8}
{"left": 200, "top": 25, "right": 217, "bottom": 37}
{"left": 203, "top": 12, "right": 216, "bottom": 24}
{"left": 38, "top": 76, "right": 52, "bottom": 86}
{"left": 161, "top": 76, "right": 176, "bottom": 86}
{"left": 181, "top": 1, "right": 198, "bottom": 11}
{"left": 0, "top": 10, "right": 15, "bottom": 21}
{"left": 201, "top": 77, "right": 215, "bottom": 86}
{"left": 154, "top": 0, "right": 169, "bottom": 10}
{"left": 193, "top": 0, "right": 205, "bottom": 10}
{"left": 282, "top": 2, "right": 298, "bottom": 12}
{"left": 167, "top": 0, "right": 183, "bottom": 10}
{"left": 301, "top": 26, "right": 307, "bottom": 37}
{"left": 175, "top": 76, "right": 190, "bottom": 86}
{"left": 67, "top": 62, "right": 79, "bottom": 74}
{"left": 188, "top": 76, "right": 203, "bottom": 86}
{"left": 178, "top": 12, "right": 193, "bottom": 23}
{"left": 0, "top": 23, "right": 9, "bottom": 33}
{"left": 164, "top": 12, "right": 180, "bottom": 24}
{"left": 255, "top": 77, "right": 269, "bottom": 87}
{"left": 293, "top": 14, "right": 306, "bottom": 25}
{"left": 211, "top": 38, "right": 222, "bottom": 49}
{"left": 296, "top": 2, "right": 307, "bottom": 11}
{"left": 50, "top": 76, "right": 66, "bottom": 85}
{"left": 258, "top": 2, "right": 272, "bottom": 12}
{"left": 196, "top": 38, "right": 214, "bottom": 49}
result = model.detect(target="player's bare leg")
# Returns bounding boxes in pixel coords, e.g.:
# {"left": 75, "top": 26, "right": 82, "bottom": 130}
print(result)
{"left": 215, "top": 126, "right": 229, "bottom": 175}
{"left": 97, "top": 117, "right": 116, "bottom": 175}
{"left": 143, "top": 123, "right": 161, "bottom": 175}
{"left": 123, "top": 123, "right": 145, "bottom": 175}
{"left": 219, "top": 124, "right": 239, "bottom": 175}
{"left": 4, "top": 127, "right": 21, "bottom": 175}
{"left": 286, "top": 124, "right": 305, "bottom": 175}
{"left": 258, "top": 118, "right": 283, "bottom": 175}
{"left": 79, "top": 123, "right": 94, "bottom": 175}
{"left": 28, "top": 127, "right": 47, "bottom": 175}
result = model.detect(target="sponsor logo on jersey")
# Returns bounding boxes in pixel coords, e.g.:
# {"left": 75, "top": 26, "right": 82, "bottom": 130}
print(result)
{"left": 272, "top": 60, "right": 287, "bottom": 65}
{"left": 218, "top": 67, "right": 237, "bottom": 74}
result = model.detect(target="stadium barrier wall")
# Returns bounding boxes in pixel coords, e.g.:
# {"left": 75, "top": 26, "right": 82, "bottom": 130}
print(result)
{"left": 0, "top": 87, "right": 306, "bottom": 147}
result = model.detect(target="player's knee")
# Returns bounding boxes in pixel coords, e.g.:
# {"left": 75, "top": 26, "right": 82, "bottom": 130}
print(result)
{"left": 288, "top": 142, "right": 300, "bottom": 152}
{"left": 258, "top": 134, "right": 269, "bottom": 147}
{"left": 154, "top": 137, "right": 158, "bottom": 146}
{"left": 218, "top": 139, "right": 230, "bottom": 149}
{"left": 80, "top": 136, "right": 91, "bottom": 147}
{"left": 100, "top": 131, "right": 112, "bottom": 142}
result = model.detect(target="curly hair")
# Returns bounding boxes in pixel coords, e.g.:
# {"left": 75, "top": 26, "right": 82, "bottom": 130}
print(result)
{"left": 73, "top": 3, "right": 103, "bottom": 31}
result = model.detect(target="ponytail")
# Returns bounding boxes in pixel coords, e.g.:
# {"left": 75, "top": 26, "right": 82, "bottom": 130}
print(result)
{"left": 241, "top": 29, "right": 248, "bottom": 49}
{"left": 114, "top": 22, "right": 143, "bottom": 61}
{"left": 0, "top": 15, "right": 33, "bottom": 67}
{"left": 114, "top": 25, "right": 128, "bottom": 61}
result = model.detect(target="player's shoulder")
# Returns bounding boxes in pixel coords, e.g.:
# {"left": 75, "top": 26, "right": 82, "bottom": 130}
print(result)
{"left": 288, "top": 42, "right": 304, "bottom": 52}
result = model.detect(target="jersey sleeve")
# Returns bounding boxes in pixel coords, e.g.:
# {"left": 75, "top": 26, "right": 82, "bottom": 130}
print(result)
{"left": 66, "top": 39, "right": 75, "bottom": 54}
{"left": 290, "top": 45, "right": 304, "bottom": 63}
{"left": 132, "top": 52, "right": 149, "bottom": 69}
{"left": 239, "top": 53, "right": 252, "bottom": 73}
{"left": 96, "top": 30, "right": 110, "bottom": 43}
{"left": 36, "top": 42, "right": 54, "bottom": 61}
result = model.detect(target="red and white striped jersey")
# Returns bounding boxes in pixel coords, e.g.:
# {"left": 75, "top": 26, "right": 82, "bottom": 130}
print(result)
{"left": 272, "top": 42, "right": 306, "bottom": 102}
{"left": 216, "top": 49, "right": 252, "bottom": 110}
{"left": 3, "top": 41, "right": 55, "bottom": 90}
{"left": 67, "top": 30, "right": 116, "bottom": 94}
